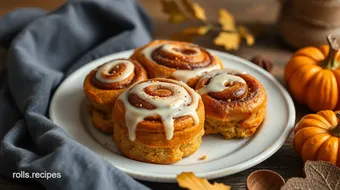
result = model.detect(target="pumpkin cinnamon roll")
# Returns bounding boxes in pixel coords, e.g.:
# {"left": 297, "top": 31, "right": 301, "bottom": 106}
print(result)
{"left": 195, "top": 69, "right": 267, "bottom": 139}
{"left": 83, "top": 58, "right": 148, "bottom": 133}
{"left": 112, "top": 78, "right": 205, "bottom": 164}
{"left": 130, "top": 40, "right": 223, "bottom": 87}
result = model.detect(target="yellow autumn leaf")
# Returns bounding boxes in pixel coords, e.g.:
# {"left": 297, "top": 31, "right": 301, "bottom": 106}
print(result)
{"left": 218, "top": 9, "right": 235, "bottom": 31}
{"left": 191, "top": 2, "right": 207, "bottom": 21}
{"left": 214, "top": 32, "right": 240, "bottom": 50}
{"left": 181, "top": 0, "right": 206, "bottom": 21}
{"left": 162, "top": 0, "right": 207, "bottom": 23}
{"left": 238, "top": 25, "right": 255, "bottom": 46}
{"left": 177, "top": 172, "right": 231, "bottom": 190}
{"left": 161, "top": 0, "right": 187, "bottom": 23}
{"left": 171, "top": 26, "right": 209, "bottom": 41}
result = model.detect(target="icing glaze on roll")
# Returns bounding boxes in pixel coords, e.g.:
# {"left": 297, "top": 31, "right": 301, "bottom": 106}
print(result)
{"left": 172, "top": 64, "right": 220, "bottom": 83}
{"left": 95, "top": 60, "right": 135, "bottom": 83}
{"left": 141, "top": 42, "right": 221, "bottom": 83}
{"left": 197, "top": 69, "right": 246, "bottom": 95}
{"left": 118, "top": 79, "right": 200, "bottom": 141}
{"left": 161, "top": 44, "right": 201, "bottom": 57}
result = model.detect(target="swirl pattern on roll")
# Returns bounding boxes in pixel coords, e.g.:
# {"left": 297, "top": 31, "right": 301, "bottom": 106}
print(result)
{"left": 132, "top": 40, "right": 223, "bottom": 86}
{"left": 195, "top": 69, "right": 267, "bottom": 139}
{"left": 91, "top": 59, "right": 141, "bottom": 90}
{"left": 196, "top": 69, "right": 249, "bottom": 101}
{"left": 118, "top": 78, "right": 201, "bottom": 141}
{"left": 149, "top": 43, "right": 211, "bottom": 70}
{"left": 195, "top": 69, "right": 267, "bottom": 119}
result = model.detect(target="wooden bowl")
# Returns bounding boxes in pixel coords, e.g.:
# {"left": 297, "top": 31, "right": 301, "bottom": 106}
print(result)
{"left": 246, "top": 170, "right": 285, "bottom": 190}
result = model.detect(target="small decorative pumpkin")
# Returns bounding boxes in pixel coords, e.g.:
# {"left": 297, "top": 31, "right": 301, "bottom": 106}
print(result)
{"left": 293, "top": 110, "right": 340, "bottom": 166}
{"left": 284, "top": 35, "right": 340, "bottom": 112}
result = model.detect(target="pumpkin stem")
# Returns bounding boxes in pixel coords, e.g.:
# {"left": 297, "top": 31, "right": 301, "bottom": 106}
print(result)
{"left": 323, "top": 35, "right": 339, "bottom": 69}
{"left": 330, "top": 112, "right": 340, "bottom": 137}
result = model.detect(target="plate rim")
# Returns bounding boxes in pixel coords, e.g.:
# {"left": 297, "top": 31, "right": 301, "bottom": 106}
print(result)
{"left": 49, "top": 48, "right": 296, "bottom": 182}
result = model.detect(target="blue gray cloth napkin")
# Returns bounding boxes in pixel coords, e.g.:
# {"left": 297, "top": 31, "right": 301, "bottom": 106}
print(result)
{"left": 0, "top": 0, "right": 152, "bottom": 189}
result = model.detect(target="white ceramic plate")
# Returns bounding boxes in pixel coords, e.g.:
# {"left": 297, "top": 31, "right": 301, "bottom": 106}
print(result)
{"left": 49, "top": 49, "right": 295, "bottom": 182}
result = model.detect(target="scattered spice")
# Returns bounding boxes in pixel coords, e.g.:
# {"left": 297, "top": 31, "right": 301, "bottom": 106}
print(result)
{"left": 199, "top": 155, "right": 207, "bottom": 160}
{"left": 250, "top": 55, "right": 273, "bottom": 73}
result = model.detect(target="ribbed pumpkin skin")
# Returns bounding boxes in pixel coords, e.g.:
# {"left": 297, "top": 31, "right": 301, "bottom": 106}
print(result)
{"left": 293, "top": 110, "right": 340, "bottom": 167}
{"left": 284, "top": 45, "right": 340, "bottom": 112}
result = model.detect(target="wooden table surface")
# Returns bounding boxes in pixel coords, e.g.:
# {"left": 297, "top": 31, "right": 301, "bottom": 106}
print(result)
{"left": 0, "top": 0, "right": 310, "bottom": 189}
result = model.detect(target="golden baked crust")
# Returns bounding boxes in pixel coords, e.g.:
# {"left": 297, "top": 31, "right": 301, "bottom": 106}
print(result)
{"left": 195, "top": 71, "right": 267, "bottom": 139}
{"left": 112, "top": 78, "right": 205, "bottom": 164}
{"left": 130, "top": 40, "right": 223, "bottom": 87}
{"left": 204, "top": 102, "right": 267, "bottom": 138}
{"left": 114, "top": 126, "right": 204, "bottom": 164}
{"left": 88, "top": 106, "right": 113, "bottom": 133}
{"left": 83, "top": 59, "right": 148, "bottom": 113}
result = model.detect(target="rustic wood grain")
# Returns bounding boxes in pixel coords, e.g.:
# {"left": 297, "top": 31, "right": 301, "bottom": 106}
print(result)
{"left": 0, "top": 0, "right": 312, "bottom": 189}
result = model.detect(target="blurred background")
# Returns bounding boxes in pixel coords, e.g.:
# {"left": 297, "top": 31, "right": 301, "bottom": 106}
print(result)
{"left": 2, "top": 0, "right": 339, "bottom": 49}
{"left": 1, "top": 1, "right": 335, "bottom": 189}
{"left": 0, "top": 0, "right": 280, "bottom": 23}
{"left": 0, "top": 0, "right": 280, "bottom": 40}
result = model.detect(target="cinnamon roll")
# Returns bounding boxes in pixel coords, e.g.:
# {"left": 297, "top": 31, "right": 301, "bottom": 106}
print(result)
{"left": 112, "top": 78, "right": 205, "bottom": 164}
{"left": 83, "top": 58, "right": 148, "bottom": 133}
{"left": 130, "top": 40, "right": 223, "bottom": 87}
{"left": 195, "top": 69, "right": 267, "bottom": 139}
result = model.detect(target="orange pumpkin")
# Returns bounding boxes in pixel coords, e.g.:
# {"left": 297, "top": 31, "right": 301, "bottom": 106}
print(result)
{"left": 284, "top": 35, "right": 340, "bottom": 112}
{"left": 293, "top": 110, "right": 340, "bottom": 166}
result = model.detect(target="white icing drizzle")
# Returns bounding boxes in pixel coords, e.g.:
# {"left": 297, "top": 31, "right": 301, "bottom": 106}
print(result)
{"left": 118, "top": 80, "right": 200, "bottom": 141}
{"left": 197, "top": 69, "right": 246, "bottom": 95}
{"left": 141, "top": 42, "right": 222, "bottom": 83}
{"left": 95, "top": 60, "right": 135, "bottom": 83}
{"left": 172, "top": 64, "right": 221, "bottom": 83}
{"left": 161, "top": 44, "right": 201, "bottom": 57}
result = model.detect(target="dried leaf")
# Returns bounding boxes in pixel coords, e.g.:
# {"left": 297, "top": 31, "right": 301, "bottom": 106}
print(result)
{"left": 218, "top": 9, "right": 235, "bottom": 31}
{"left": 162, "top": 0, "right": 206, "bottom": 23}
{"left": 182, "top": 0, "right": 206, "bottom": 21}
{"left": 171, "top": 26, "right": 209, "bottom": 41}
{"left": 161, "top": 0, "right": 187, "bottom": 23}
{"left": 191, "top": 3, "right": 207, "bottom": 21}
{"left": 177, "top": 172, "right": 231, "bottom": 190}
{"left": 238, "top": 25, "right": 254, "bottom": 46}
{"left": 162, "top": 1, "right": 257, "bottom": 50}
{"left": 282, "top": 161, "right": 340, "bottom": 190}
{"left": 214, "top": 32, "right": 240, "bottom": 50}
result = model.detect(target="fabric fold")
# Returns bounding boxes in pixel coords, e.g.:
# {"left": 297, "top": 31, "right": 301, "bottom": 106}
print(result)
{"left": 0, "top": 0, "right": 152, "bottom": 189}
